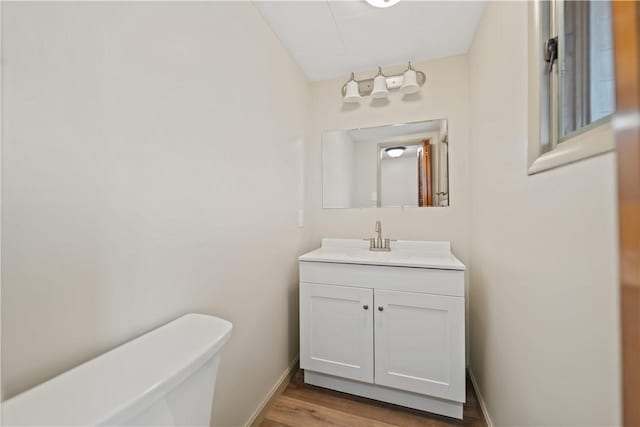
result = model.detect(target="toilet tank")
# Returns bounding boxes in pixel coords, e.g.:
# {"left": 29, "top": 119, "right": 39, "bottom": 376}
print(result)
{"left": 2, "top": 314, "right": 233, "bottom": 426}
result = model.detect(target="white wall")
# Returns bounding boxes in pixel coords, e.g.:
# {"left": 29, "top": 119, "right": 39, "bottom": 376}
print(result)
{"left": 322, "top": 130, "right": 355, "bottom": 208}
{"left": 305, "top": 55, "right": 470, "bottom": 263}
{"left": 468, "top": 2, "right": 620, "bottom": 425}
{"left": 1, "top": 3, "right": 308, "bottom": 426}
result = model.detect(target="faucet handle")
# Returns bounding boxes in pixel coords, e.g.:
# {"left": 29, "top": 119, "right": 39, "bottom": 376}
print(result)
{"left": 383, "top": 238, "right": 398, "bottom": 250}
{"left": 363, "top": 237, "right": 375, "bottom": 249}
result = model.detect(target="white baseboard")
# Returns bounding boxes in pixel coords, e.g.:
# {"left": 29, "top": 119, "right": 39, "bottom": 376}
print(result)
{"left": 244, "top": 357, "right": 299, "bottom": 427}
{"left": 468, "top": 367, "right": 494, "bottom": 427}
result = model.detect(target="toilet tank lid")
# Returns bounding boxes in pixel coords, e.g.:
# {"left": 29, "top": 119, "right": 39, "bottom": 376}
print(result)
{"left": 2, "top": 313, "right": 233, "bottom": 426}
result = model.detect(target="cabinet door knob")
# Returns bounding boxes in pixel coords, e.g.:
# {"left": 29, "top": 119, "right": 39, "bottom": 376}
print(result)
{"left": 363, "top": 304, "right": 369, "bottom": 310}
{"left": 378, "top": 306, "right": 384, "bottom": 311}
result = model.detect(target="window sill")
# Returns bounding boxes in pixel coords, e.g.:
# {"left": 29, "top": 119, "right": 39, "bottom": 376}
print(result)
{"left": 528, "top": 120, "right": 614, "bottom": 175}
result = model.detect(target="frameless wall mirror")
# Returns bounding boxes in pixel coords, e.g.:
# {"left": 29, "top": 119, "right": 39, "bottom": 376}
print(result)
{"left": 322, "top": 119, "right": 449, "bottom": 209}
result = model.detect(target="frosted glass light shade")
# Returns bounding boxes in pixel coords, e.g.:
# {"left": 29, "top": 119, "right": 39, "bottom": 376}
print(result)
{"left": 344, "top": 79, "right": 361, "bottom": 103}
{"left": 400, "top": 68, "right": 420, "bottom": 94}
{"left": 385, "top": 146, "right": 406, "bottom": 157}
{"left": 365, "top": 0, "right": 401, "bottom": 8}
{"left": 371, "top": 74, "right": 389, "bottom": 99}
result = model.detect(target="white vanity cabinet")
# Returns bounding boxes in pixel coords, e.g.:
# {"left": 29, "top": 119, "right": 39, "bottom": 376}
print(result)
{"left": 299, "top": 239, "right": 466, "bottom": 419}
{"left": 300, "top": 283, "right": 374, "bottom": 383}
{"left": 373, "top": 289, "right": 465, "bottom": 401}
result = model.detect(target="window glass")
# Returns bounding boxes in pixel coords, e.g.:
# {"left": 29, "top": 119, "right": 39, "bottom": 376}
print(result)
{"left": 560, "top": 0, "right": 615, "bottom": 139}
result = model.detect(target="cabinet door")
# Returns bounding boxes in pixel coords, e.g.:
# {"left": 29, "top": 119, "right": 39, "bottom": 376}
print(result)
{"left": 300, "top": 282, "right": 374, "bottom": 383}
{"left": 374, "top": 289, "right": 465, "bottom": 402}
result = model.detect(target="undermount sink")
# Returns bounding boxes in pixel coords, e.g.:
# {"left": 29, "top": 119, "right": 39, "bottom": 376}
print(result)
{"left": 299, "top": 238, "right": 464, "bottom": 270}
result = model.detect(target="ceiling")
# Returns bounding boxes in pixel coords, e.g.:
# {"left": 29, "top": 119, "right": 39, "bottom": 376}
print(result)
{"left": 253, "top": 1, "right": 485, "bottom": 81}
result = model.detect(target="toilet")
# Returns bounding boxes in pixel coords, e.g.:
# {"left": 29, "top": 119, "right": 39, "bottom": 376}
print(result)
{"left": 2, "top": 313, "right": 232, "bottom": 426}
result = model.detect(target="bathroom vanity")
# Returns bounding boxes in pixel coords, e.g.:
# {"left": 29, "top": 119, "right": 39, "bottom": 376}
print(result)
{"left": 298, "top": 238, "right": 466, "bottom": 419}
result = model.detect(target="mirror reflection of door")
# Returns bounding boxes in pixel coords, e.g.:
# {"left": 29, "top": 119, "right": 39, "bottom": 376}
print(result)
{"left": 418, "top": 139, "right": 432, "bottom": 207}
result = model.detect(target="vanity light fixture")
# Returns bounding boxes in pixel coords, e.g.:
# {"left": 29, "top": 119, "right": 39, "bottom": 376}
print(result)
{"left": 365, "top": 0, "right": 401, "bottom": 8}
{"left": 400, "top": 62, "right": 420, "bottom": 94}
{"left": 385, "top": 146, "right": 406, "bottom": 158}
{"left": 341, "top": 63, "right": 425, "bottom": 103}
{"left": 343, "top": 72, "right": 362, "bottom": 104}
{"left": 371, "top": 67, "right": 390, "bottom": 99}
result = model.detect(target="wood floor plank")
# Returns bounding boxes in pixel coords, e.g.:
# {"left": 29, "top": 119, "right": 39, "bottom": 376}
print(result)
{"left": 266, "top": 395, "right": 400, "bottom": 427}
{"left": 260, "top": 370, "right": 488, "bottom": 427}
{"left": 283, "top": 382, "right": 458, "bottom": 427}
{"left": 260, "top": 420, "right": 290, "bottom": 427}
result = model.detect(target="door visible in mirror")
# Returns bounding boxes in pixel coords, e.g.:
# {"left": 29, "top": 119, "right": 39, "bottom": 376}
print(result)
{"left": 322, "top": 119, "right": 449, "bottom": 209}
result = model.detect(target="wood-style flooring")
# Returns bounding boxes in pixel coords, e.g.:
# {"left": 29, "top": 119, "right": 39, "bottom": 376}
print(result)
{"left": 260, "top": 370, "right": 487, "bottom": 427}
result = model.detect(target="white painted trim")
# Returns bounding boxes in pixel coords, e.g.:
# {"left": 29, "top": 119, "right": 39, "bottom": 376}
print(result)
{"left": 468, "top": 368, "right": 494, "bottom": 427}
{"left": 527, "top": 0, "right": 547, "bottom": 174}
{"left": 528, "top": 120, "right": 614, "bottom": 175}
{"left": 244, "top": 357, "right": 299, "bottom": 427}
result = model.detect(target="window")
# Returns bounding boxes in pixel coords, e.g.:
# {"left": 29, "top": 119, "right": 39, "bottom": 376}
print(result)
{"left": 559, "top": 0, "right": 615, "bottom": 138}
{"left": 527, "top": 0, "right": 616, "bottom": 174}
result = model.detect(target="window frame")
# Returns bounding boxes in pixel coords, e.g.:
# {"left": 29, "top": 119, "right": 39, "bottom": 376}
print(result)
{"left": 527, "top": 0, "right": 615, "bottom": 175}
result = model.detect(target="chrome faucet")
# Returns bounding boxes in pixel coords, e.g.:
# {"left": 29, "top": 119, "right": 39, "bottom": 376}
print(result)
{"left": 375, "top": 220, "right": 383, "bottom": 248}
{"left": 365, "top": 220, "right": 394, "bottom": 252}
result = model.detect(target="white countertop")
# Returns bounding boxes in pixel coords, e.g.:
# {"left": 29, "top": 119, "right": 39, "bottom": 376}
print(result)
{"left": 299, "top": 239, "right": 465, "bottom": 270}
